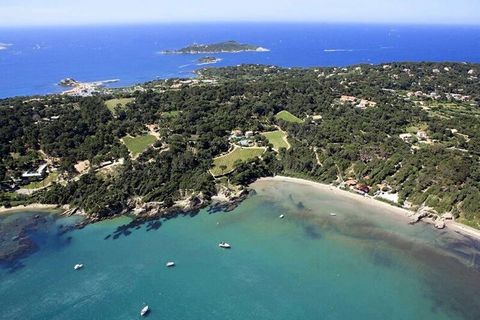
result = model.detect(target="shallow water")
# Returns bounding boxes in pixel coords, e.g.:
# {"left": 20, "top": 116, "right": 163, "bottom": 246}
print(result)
{"left": 1, "top": 180, "right": 480, "bottom": 319}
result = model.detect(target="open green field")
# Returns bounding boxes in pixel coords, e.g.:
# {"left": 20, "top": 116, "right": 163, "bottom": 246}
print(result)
{"left": 422, "top": 101, "right": 480, "bottom": 119}
{"left": 161, "top": 110, "right": 181, "bottom": 117}
{"left": 275, "top": 110, "right": 304, "bottom": 124}
{"left": 23, "top": 172, "right": 59, "bottom": 190}
{"left": 122, "top": 134, "right": 157, "bottom": 156}
{"left": 406, "top": 123, "right": 429, "bottom": 134}
{"left": 211, "top": 147, "right": 265, "bottom": 176}
{"left": 105, "top": 98, "right": 134, "bottom": 114}
{"left": 262, "top": 130, "right": 290, "bottom": 150}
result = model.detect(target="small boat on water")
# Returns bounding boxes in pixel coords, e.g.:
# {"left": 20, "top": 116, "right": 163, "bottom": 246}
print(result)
{"left": 166, "top": 261, "right": 175, "bottom": 267}
{"left": 279, "top": 214, "right": 285, "bottom": 219}
{"left": 140, "top": 305, "right": 149, "bottom": 317}
{"left": 219, "top": 242, "right": 231, "bottom": 249}
{"left": 73, "top": 264, "right": 83, "bottom": 270}
{"left": 329, "top": 213, "right": 337, "bottom": 216}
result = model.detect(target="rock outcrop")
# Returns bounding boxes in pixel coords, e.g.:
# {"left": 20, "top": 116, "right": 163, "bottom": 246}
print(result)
{"left": 434, "top": 218, "right": 446, "bottom": 229}
{"left": 408, "top": 210, "right": 430, "bottom": 224}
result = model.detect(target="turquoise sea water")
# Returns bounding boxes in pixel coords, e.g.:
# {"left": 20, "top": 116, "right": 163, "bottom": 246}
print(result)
{"left": 1, "top": 180, "right": 480, "bottom": 319}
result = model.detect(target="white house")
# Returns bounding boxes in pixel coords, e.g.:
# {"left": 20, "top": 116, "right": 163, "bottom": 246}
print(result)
{"left": 22, "top": 163, "right": 48, "bottom": 179}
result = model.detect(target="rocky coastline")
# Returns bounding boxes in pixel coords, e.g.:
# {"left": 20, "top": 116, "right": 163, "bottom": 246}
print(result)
{"left": 0, "top": 187, "right": 251, "bottom": 269}
{"left": 408, "top": 208, "right": 449, "bottom": 229}
{"left": 73, "top": 188, "right": 250, "bottom": 228}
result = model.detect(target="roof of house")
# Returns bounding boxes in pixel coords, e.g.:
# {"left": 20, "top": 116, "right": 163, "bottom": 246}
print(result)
{"left": 22, "top": 163, "right": 48, "bottom": 178}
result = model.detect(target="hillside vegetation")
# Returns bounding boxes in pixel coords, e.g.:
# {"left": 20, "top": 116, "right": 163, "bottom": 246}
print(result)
{"left": 1, "top": 62, "right": 480, "bottom": 227}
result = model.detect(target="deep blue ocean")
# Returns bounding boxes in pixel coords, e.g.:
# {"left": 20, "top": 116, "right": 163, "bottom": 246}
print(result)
{"left": 1, "top": 23, "right": 480, "bottom": 98}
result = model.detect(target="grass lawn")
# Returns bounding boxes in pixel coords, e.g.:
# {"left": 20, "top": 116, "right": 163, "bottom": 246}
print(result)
{"left": 422, "top": 101, "right": 480, "bottom": 119}
{"left": 275, "top": 110, "right": 304, "bottom": 124}
{"left": 23, "top": 172, "right": 59, "bottom": 190}
{"left": 406, "top": 123, "right": 428, "bottom": 134}
{"left": 262, "top": 130, "right": 290, "bottom": 150}
{"left": 105, "top": 98, "right": 134, "bottom": 114}
{"left": 211, "top": 147, "right": 265, "bottom": 176}
{"left": 161, "top": 110, "right": 181, "bottom": 117}
{"left": 122, "top": 134, "right": 157, "bottom": 156}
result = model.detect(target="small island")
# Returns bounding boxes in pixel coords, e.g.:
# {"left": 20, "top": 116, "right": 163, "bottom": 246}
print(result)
{"left": 197, "top": 56, "right": 222, "bottom": 65}
{"left": 58, "top": 78, "right": 79, "bottom": 87}
{"left": 162, "top": 40, "right": 269, "bottom": 54}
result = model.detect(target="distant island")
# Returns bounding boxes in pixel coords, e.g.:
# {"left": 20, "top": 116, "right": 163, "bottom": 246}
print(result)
{"left": 197, "top": 56, "right": 222, "bottom": 65}
{"left": 162, "top": 40, "right": 269, "bottom": 54}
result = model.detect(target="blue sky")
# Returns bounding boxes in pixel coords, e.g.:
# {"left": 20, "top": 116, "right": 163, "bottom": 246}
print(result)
{"left": 0, "top": 0, "right": 479, "bottom": 26}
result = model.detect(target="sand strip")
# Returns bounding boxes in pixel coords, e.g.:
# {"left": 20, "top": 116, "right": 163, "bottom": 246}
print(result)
{"left": 258, "top": 175, "right": 480, "bottom": 241}
{"left": 0, "top": 203, "right": 60, "bottom": 215}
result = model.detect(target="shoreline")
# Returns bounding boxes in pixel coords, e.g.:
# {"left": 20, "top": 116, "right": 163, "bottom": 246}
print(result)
{"left": 2, "top": 176, "right": 480, "bottom": 242}
{"left": 0, "top": 203, "right": 62, "bottom": 215}
{"left": 257, "top": 175, "right": 480, "bottom": 241}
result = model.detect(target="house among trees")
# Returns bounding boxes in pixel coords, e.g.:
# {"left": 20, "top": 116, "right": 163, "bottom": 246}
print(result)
{"left": 306, "top": 114, "right": 323, "bottom": 125}
{"left": 21, "top": 163, "right": 48, "bottom": 181}
{"left": 416, "top": 131, "right": 429, "bottom": 141}
{"left": 354, "top": 183, "right": 370, "bottom": 195}
{"left": 345, "top": 179, "right": 358, "bottom": 187}
{"left": 229, "top": 130, "right": 244, "bottom": 140}
{"left": 356, "top": 99, "right": 377, "bottom": 109}
{"left": 0, "top": 181, "right": 17, "bottom": 192}
{"left": 340, "top": 95, "right": 357, "bottom": 103}
{"left": 229, "top": 130, "right": 256, "bottom": 146}
{"left": 340, "top": 95, "right": 376, "bottom": 109}
{"left": 399, "top": 133, "right": 414, "bottom": 144}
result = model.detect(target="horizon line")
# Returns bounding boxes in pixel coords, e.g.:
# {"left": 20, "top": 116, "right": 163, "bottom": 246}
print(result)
{"left": 1, "top": 20, "right": 480, "bottom": 28}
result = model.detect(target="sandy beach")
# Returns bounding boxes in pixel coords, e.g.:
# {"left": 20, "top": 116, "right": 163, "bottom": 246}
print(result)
{"left": 2, "top": 175, "right": 480, "bottom": 241}
{"left": 0, "top": 203, "right": 61, "bottom": 215}
{"left": 258, "top": 175, "right": 480, "bottom": 241}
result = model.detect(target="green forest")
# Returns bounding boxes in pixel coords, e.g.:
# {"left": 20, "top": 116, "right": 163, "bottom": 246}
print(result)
{"left": 1, "top": 62, "right": 480, "bottom": 227}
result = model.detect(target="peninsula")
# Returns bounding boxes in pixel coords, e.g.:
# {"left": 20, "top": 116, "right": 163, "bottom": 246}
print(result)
{"left": 1, "top": 62, "right": 480, "bottom": 233}
{"left": 58, "top": 78, "right": 120, "bottom": 96}
{"left": 162, "top": 40, "right": 269, "bottom": 54}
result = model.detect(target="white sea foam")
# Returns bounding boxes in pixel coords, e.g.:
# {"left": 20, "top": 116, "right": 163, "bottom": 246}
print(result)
{"left": 323, "top": 48, "right": 356, "bottom": 52}
{"left": 0, "top": 42, "right": 12, "bottom": 50}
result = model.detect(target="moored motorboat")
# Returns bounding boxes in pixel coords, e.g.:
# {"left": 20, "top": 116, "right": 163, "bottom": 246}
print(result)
{"left": 166, "top": 261, "right": 175, "bottom": 267}
{"left": 218, "top": 242, "right": 231, "bottom": 249}
{"left": 329, "top": 213, "right": 337, "bottom": 216}
{"left": 140, "top": 305, "right": 149, "bottom": 317}
{"left": 279, "top": 214, "right": 285, "bottom": 219}
{"left": 73, "top": 263, "right": 83, "bottom": 270}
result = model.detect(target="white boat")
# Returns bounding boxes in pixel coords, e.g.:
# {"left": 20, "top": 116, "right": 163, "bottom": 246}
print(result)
{"left": 140, "top": 305, "right": 149, "bottom": 317}
{"left": 279, "top": 214, "right": 285, "bottom": 219}
{"left": 329, "top": 213, "right": 337, "bottom": 216}
{"left": 218, "top": 242, "right": 231, "bottom": 249}
{"left": 166, "top": 261, "right": 175, "bottom": 267}
{"left": 73, "top": 263, "right": 83, "bottom": 270}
